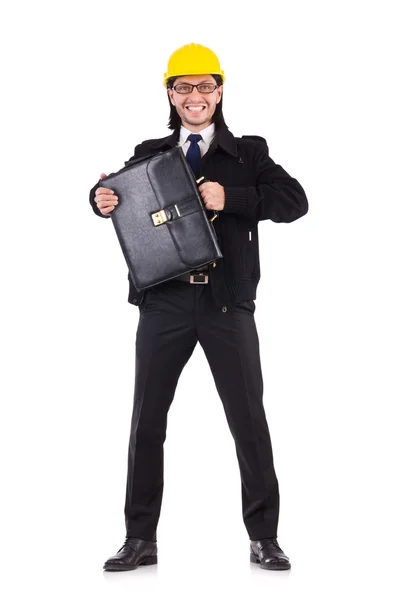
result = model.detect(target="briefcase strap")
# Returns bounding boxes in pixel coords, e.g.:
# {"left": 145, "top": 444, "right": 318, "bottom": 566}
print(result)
{"left": 152, "top": 197, "right": 215, "bottom": 226}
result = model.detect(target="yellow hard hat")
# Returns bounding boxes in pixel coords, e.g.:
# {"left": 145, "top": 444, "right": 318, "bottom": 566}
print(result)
{"left": 163, "top": 43, "right": 225, "bottom": 87}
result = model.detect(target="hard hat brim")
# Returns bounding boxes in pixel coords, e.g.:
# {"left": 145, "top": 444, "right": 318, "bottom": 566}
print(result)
{"left": 163, "top": 70, "right": 225, "bottom": 87}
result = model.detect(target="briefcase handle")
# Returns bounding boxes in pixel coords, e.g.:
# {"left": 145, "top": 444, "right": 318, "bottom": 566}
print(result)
{"left": 196, "top": 176, "right": 219, "bottom": 222}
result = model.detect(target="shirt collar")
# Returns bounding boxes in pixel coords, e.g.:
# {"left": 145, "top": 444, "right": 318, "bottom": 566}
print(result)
{"left": 145, "top": 124, "right": 238, "bottom": 158}
{"left": 179, "top": 123, "right": 216, "bottom": 146}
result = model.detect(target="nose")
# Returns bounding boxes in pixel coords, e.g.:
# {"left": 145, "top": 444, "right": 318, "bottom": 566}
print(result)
{"left": 189, "top": 86, "right": 203, "bottom": 100}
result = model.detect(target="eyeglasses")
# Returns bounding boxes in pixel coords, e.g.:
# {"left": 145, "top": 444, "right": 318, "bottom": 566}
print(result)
{"left": 172, "top": 83, "right": 219, "bottom": 94}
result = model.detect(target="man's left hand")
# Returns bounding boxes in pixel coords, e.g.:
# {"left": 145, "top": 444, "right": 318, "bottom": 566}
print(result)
{"left": 199, "top": 181, "right": 225, "bottom": 211}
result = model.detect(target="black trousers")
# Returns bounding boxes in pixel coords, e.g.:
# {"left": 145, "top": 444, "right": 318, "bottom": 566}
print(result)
{"left": 124, "top": 278, "right": 279, "bottom": 542}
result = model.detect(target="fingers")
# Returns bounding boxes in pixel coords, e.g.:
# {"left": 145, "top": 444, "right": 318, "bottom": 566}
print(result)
{"left": 96, "top": 173, "right": 118, "bottom": 214}
{"left": 95, "top": 192, "right": 118, "bottom": 204}
{"left": 198, "top": 181, "right": 224, "bottom": 211}
{"left": 96, "top": 186, "right": 115, "bottom": 195}
{"left": 199, "top": 189, "right": 216, "bottom": 211}
{"left": 95, "top": 185, "right": 118, "bottom": 215}
{"left": 199, "top": 186, "right": 210, "bottom": 205}
{"left": 96, "top": 196, "right": 118, "bottom": 211}
{"left": 199, "top": 190, "right": 209, "bottom": 207}
{"left": 99, "top": 204, "right": 116, "bottom": 215}
{"left": 198, "top": 181, "right": 210, "bottom": 190}
{"left": 199, "top": 182, "right": 214, "bottom": 203}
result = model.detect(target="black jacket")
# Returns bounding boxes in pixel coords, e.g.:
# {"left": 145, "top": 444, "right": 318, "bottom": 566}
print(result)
{"left": 89, "top": 125, "right": 309, "bottom": 307}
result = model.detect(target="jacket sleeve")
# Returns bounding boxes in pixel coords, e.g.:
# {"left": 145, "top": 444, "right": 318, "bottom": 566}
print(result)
{"left": 88, "top": 143, "right": 145, "bottom": 218}
{"left": 223, "top": 143, "right": 309, "bottom": 223}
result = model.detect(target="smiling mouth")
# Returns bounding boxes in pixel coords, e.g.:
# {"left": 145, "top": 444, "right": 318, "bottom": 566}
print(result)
{"left": 185, "top": 105, "right": 206, "bottom": 112}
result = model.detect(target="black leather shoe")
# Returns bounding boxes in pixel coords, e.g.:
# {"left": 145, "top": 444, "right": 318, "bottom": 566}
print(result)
{"left": 103, "top": 537, "right": 158, "bottom": 571}
{"left": 250, "top": 538, "right": 291, "bottom": 570}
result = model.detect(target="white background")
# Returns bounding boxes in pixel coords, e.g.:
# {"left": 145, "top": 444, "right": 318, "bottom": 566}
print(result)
{"left": 1, "top": 0, "right": 396, "bottom": 598}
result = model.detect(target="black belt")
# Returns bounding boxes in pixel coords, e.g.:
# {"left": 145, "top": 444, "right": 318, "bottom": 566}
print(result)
{"left": 174, "top": 269, "right": 209, "bottom": 284}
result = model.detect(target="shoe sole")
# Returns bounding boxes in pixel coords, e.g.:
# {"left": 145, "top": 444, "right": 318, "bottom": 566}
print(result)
{"left": 103, "top": 555, "right": 158, "bottom": 571}
{"left": 250, "top": 553, "right": 291, "bottom": 570}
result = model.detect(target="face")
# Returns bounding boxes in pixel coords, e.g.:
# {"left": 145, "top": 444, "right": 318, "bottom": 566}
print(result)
{"left": 167, "top": 74, "right": 223, "bottom": 132}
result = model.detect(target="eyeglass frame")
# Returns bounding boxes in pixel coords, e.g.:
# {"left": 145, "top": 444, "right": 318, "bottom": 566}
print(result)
{"left": 171, "top": 83, "right": 219, "bottom": 94}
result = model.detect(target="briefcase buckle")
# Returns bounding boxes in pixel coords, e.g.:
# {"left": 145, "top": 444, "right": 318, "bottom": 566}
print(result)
{"left": 152, "top": 209, "right": 168, "bottom": 226}
{"left": 189, "top": 273, "right": 209, "bottom": 284}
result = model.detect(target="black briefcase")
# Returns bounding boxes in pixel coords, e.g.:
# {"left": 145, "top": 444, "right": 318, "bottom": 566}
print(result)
{"left": 99, "top": 146, "right": 223, "bottom": 291}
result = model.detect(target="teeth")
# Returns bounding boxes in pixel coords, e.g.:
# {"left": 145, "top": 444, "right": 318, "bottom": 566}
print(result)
{"left": 186, "top": 106, "right": 205, "bottom": 111}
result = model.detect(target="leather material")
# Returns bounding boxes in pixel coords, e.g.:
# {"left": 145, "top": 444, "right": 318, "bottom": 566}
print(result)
{"left": 250, "top": 538, "right": 291, "bottom": 570}
{"left": 103, "top": 537, "right": 158, "bottom": 571}
{"left": 100, "top": 146, "right": 222, "bottom": 292}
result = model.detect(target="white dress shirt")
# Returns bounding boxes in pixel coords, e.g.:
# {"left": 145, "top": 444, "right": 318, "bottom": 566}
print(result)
{"left": 177, "top": 123, "right": 215, "bottom": 274}
{"left": 178, "top": 123, "right": 216, "bottom": 158}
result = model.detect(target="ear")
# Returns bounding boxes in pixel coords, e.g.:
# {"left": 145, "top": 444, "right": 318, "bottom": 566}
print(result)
{"left": 167, "top": 87, "right": 176, "bottom": 107}
{"left": 216, "top": 85, "right": 223, "bottom": 105}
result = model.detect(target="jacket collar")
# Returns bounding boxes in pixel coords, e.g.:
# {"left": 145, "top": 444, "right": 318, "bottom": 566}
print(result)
{"left": 146, "top": 124, "right": 238, "bottom": 158}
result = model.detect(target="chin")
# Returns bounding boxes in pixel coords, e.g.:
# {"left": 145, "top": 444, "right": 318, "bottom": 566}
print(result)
{"left": 177, "top": 108, "right": 214, "bottom": 128}
{"left": 186, "top": 119, "right": 208, "bottom": 127}
{"left": 183, "top": 114, "right": 213, "bottom": 128}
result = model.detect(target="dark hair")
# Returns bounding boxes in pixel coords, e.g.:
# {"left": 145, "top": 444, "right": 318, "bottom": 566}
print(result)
{"left": 166, "top": 74, "right": 228, "bottom": 131}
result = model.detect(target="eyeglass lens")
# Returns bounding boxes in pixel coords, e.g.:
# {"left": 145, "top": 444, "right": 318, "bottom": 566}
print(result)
{"left": 174, "top": 84, "right": 217, "bottom": 94}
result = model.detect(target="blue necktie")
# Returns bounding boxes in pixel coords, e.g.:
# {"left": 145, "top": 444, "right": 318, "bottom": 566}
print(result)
{"left": 186, "top": 133, "right": 202, "bottom": 178}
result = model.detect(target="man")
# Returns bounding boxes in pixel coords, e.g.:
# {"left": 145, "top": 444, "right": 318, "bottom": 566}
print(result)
{"left": 89, "top": 43, "right": 308, "bottom": 571}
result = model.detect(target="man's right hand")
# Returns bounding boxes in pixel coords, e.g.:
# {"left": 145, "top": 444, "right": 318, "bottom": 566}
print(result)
{"left": 95, "top": 173, "right": 119, "bottom": 216}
